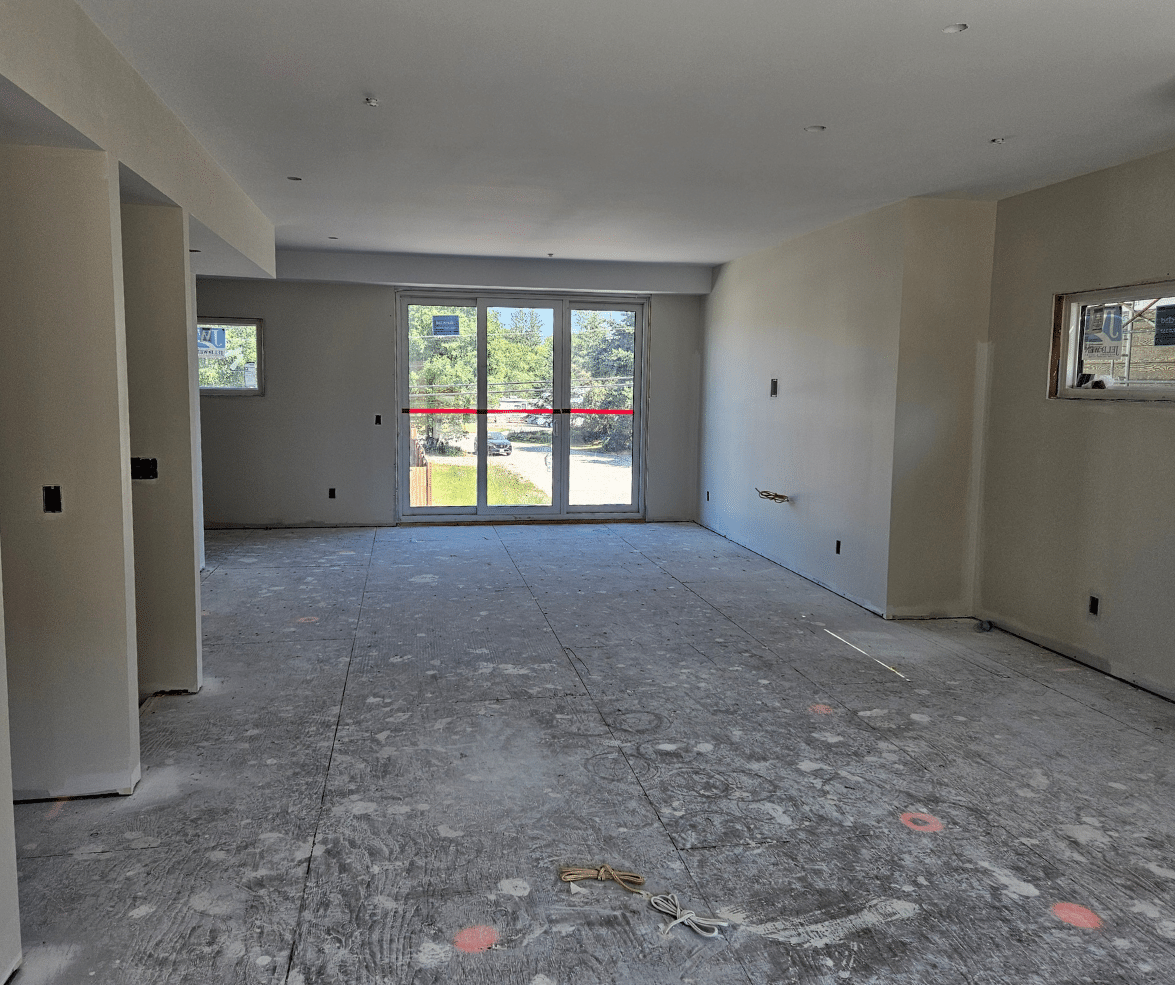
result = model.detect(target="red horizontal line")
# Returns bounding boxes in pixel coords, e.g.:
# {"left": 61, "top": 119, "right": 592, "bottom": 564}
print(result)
{"left": 403, "top": 408, "right": 633, "bottom": 416}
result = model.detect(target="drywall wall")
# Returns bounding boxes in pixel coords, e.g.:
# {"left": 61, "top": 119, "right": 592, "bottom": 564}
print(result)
{"left": 980, "top": 145, "right": 1175, "bottom": 696}
{"left": 122, "top": 202, "right": 203, "bottom": 696}
{"left": 198, "top": 279, "right": 399, "bottom": 527}
{"left": 0, "top": 539, "right": 22, "bottom": 984}
{"left": 0, "top": 144, "right": 140, "bottom": 798}
{"left": 699, "top": 204, "right": 906, "bottom": 613}
{"left": 197, "top": 279, "right": 705, "bottom": 525}
{"left": 0, "top": 0, "right": 274, "bottom": 275}
{"left": 646, "top": 295, "right": 703, "bottom": 521}
{"left": 885, "top": 199, "right": 997, "bottom": 618}
{"left": 278, "top": 250, "right": 714, "bottom": 295}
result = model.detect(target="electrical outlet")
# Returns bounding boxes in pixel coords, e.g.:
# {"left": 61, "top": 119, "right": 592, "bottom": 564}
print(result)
{"left": 375, "top": 414, "right": 382, "bottom": 425}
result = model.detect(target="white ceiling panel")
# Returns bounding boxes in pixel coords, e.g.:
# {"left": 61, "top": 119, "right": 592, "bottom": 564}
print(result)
{"left": 74, "top": 0, "right": 1175, "bottom": 263}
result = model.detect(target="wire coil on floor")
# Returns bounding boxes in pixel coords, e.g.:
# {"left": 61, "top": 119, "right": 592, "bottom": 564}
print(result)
{"left": 559, "top": 864, "right": 646, "bottom": 895}
{"left": 649, "top": 893, "right": 729, "bottom": 938}
{"left": 560, "top": 863, "right": 728, "bottom": 938}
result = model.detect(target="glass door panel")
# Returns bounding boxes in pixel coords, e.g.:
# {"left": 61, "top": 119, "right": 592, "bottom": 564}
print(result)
{"left": 406, "top": 304, "right": 477, "bottom": 508}
{"left": 486, "top": 305, "right": 556, "bottom": 507}
{"left": 569, "top": 308, "right": 637, "bottom": 506}
{"left": 401, "top": 294, "right": 642, "bottom": 518}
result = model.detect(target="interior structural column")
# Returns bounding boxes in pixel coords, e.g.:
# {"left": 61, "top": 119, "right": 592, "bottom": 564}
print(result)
{"left": 0, "top": 538, "right": 22, "bottom": 982}
{"left": 121, "top": 202, "right": 203, "bottom": 696}
{"left": 0, "top": 144, "right": 141, "bottom": 799}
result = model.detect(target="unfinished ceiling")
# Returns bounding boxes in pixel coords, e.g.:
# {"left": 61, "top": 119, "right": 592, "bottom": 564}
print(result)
{"left": 74, "top": 0, "right": 1175, "bottom": 264}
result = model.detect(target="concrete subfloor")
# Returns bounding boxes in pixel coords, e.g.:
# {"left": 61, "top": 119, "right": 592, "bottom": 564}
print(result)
{"left": 11, "top": 521, "right": 1175, "bottom": 983}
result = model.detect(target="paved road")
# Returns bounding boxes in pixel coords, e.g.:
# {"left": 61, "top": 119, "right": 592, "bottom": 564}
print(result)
{"left": 433, "top": 440, "right": 632, "bottom": 505}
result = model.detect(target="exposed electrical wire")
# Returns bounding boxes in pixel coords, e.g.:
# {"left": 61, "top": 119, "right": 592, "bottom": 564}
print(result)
{"left": 756, "top": 488, "right": 790, "bottom": 503}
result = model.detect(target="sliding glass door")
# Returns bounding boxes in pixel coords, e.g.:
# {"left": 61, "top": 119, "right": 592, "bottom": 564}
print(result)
{"left": 400, "top": 294, "right": 644, "bottom": 519}
{"left": 568, "top": 306, "right": 639, "bottom": 508}
{"left": 485, "top": 302, "right": 558, "bottom": 511}
{"left": 405, "top": 301, "right": 477, "bottom": 509}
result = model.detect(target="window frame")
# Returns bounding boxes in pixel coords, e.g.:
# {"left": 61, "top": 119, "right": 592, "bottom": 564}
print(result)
{"left": 196, "top": 316, "right": 265, "bottom": 396}
{"left": 1050, "top": 281, "right": 1175, "bottom": 401}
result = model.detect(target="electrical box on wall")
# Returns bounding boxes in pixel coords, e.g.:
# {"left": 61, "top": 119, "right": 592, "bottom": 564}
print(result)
{"left": 130, "top": 457, "right": 158, "bottom": 480}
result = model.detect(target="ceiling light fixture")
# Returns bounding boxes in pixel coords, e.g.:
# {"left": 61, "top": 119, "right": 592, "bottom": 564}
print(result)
{"left": 365, "top": 96, "right": 380, "bottom": 108}
{"left": 804, "top": 125, "right": 827, "bottom": 133}
{"left": 990, "top": 136, "right": 1010, "bottom": 144}
{"left": 287, "top": 175, "right": 302, "bottom": 181}
{"left": 943, "top": 23, "right": 968, "bottom": 33}
{"left": 328, "top": 236, "right": 339, "bottom": 240}
{"left": 188, "top": 248, "right": 201, "bottom": 253}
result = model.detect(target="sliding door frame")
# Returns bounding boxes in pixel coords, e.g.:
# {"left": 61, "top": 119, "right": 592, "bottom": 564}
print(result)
{"left": 396, "top": 289, "right": 648, "bottom": 523}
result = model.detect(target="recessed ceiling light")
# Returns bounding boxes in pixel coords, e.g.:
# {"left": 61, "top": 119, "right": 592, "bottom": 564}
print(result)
{"left": 804, "top": 125, "right": 827, "bottom": 133}
{"left": 365, "top": 96, "right": 380, "bottom": 108}
{"left": 547, "top": 253, "right": 554, "bottom": 257}
{"left": 287, "top": 176, "right": 302, "bottom": 181}
{"left": 990, "top": 136, "right": 1010, "bottom": 144}
{"left": 943, "top": 23, "right": 968, "bottom": 33}
{"left": 188, "top": 248, "right": 201, "bottom": 253}
{"left": 328, "top": 236, "right": 339, "bottom": 240}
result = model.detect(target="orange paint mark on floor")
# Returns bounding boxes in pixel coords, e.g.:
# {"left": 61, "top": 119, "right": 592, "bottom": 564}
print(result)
{"left": 808, "top": 704, "right": 835, "bottom": 714}
{"left": 45, "top": 798, "right": 68, "bottom": 820}
{"left": 1052, "top": 902, "right": 1102, "bottom": 928}
{"left": 297, "top": 616, "right": 320, "bottom": 623}
{"left": 900, "top": 811, "right": 944, "bottom": 832}
{"left": 453, "top": 925, "right": 498, "bottom": 953}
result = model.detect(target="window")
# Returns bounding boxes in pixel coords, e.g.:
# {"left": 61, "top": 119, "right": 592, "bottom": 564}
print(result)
{"left": 197, "top": 318, "right": 263, "bottom": 394}
{"left": 1052, "top": 283, "right": 1175, "bottom": 399}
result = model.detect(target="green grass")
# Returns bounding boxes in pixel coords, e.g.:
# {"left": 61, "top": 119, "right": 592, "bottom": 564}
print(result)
{"left": 429, "top": 463, "right": 550, "bottom": 507}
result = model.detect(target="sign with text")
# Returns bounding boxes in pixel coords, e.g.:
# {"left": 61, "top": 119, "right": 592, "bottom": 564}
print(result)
{"left": 1082, "top": 305, "right": 1124, "bottom": 359}
{"left": 197, "top": 326, "right": 226, "bottom": 358}
{"left": 1155, "top": 305, "right": 1175, "bottom": 346}
{"left": 432, "top": 315, "right": 460, "bottom": 336}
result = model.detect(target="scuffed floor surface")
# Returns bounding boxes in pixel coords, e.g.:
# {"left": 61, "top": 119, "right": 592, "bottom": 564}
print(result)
{"left": 13, "top": 522, "right": 1175, "bottom": 983}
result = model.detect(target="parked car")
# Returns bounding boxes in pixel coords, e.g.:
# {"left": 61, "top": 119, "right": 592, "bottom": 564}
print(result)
{"left": 484, "top": 431, "right": 512, "bottom": 455}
